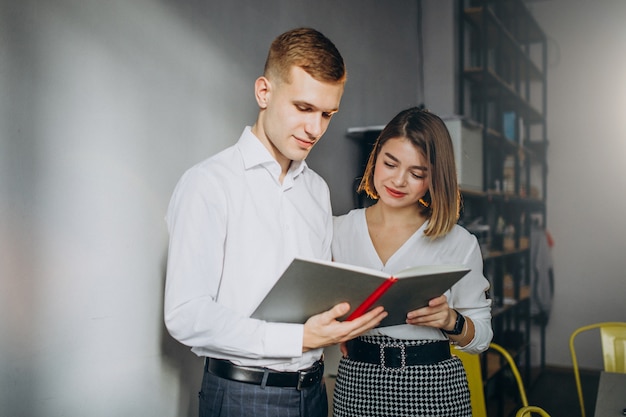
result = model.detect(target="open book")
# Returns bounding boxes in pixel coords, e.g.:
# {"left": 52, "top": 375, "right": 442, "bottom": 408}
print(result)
{"left": 251, "top": 257, "right": 470, "bottom": 327}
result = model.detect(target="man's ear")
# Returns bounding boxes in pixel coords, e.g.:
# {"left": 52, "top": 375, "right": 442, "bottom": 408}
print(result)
{"left": 254, "top": 76, "right": 271, "bottom": 109}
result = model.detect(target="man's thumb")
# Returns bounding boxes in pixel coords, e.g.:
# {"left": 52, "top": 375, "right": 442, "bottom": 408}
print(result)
{"left": 330, "top": 302, "right": 350, "bottom": 318}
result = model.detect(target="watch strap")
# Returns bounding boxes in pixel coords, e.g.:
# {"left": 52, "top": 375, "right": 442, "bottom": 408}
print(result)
{"left": 442, "top": 309, "right": 465, "bottom": 335}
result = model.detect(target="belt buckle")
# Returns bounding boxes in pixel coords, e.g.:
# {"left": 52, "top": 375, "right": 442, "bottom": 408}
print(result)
{"left": 379, "top": 342, "right": 406, "bottom": 371}
{"left": 296, "top": 370, "right": 306, "bottom": 390}
{"left": 296, "top": 361, "right": 321, "bottom": 390}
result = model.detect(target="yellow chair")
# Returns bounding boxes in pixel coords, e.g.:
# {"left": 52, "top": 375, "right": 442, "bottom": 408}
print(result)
{"left": 453, "top": 343, "right": 551, "bottom": 417}
{"left": 569, "top": 322, "right": 626, "bottom": 417}
{"left": 516, "top": 406, "right": 551, "bottom": 417}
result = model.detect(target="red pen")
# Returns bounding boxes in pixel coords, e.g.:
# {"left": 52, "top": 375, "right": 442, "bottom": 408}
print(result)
{"left": 345, "top": 276, "right": 398, "bottom": 321}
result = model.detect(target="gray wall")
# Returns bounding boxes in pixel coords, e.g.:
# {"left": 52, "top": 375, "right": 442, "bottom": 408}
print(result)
{"left": 0, "top": 1, "right": 420, "bottom": 416}
{"left": 3, "top": 0, "right": 626, "bottom": 416}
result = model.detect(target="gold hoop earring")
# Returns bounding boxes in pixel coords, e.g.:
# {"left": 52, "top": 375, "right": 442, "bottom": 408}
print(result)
{"left": 419, "top": 198, "right": 429, "bottom": 208}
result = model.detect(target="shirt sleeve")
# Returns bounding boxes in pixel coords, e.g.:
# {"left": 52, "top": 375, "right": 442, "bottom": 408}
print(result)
{"left": 163, "top": 167, "right": 304, "bottom": 360}
{"left": 449, "top": 236, "right": 493, "bottom": 354}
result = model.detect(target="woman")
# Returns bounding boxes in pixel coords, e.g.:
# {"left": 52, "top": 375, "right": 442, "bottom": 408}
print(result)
{"left": 332, "top": 107, "right": 492, "bottom": 417}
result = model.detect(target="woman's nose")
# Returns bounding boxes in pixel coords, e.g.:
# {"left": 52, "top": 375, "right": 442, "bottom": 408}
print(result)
{"left": 392, "top": 171, "right": 407, "bottom": 186}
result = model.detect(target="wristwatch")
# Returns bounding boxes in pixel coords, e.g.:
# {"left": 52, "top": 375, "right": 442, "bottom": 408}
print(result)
{"left": 442, "top": 309, "right": 465, "bottom": 335}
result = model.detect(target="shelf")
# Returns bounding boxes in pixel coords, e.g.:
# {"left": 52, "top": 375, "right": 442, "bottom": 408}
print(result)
{"left": 345, "top": 125, "right": 385, "bottom": 140}
{"left": 484, "top": 127, "right": 519, "bottom": 153}
{"left": 458, "top": 0, "right": 548, "bottom": 406}
{"left": 491, "top": 1, "right": 546, "bottom": 44}
{"left": 461, "top": 189, "right": 545, "bottom": 207}
{"left": 463, "top": 67, "right": 543, "bottom": 123}
{"left": 524, "top": 139, "right": 549, "bottom": 163}
{"left": 492, "top": 297, "right": 530, "bottom": 318}
{"left": 485, "top": 342, "right": 529, "bottom": 381}
{"left": 464, "top": 1, "right": 546, "bottom": 43}
{"left": 486, "top": 350, "right": 503, "bottom": 380}
{"left": 492, "top": 275, "right": 531, "bottom": 318}
{"left": 483, "top": 247, "right": 529, "bottom": 260}
{"left": 464, "top": 6, "right": 543, "bottom": 81}
{"left": 492, "top": 303, "right": 518, "bottom": 318}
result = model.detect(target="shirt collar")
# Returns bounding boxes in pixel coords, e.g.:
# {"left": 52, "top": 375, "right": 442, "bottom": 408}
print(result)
{"left": 237, "top": 126, "right": 307, "bottom": 180}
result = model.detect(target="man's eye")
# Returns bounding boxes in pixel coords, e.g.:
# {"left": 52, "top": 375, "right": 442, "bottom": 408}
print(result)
{"left": 322, "top": 112, "right": 333, "bottom": 119}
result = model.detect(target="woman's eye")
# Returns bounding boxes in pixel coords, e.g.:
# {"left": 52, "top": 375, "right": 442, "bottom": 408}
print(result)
{"left": 384, "top": 162, "right": 396, "bottom": 168}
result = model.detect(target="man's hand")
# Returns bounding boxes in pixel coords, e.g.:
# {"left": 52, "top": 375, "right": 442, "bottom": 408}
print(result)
{"left": 302, "top": 303, "right": 387, "bottom": 352}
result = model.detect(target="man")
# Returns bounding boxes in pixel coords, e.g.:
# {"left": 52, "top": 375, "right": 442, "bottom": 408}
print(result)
{"left": 164, "top": 27, "right": 387, "bottom": 417}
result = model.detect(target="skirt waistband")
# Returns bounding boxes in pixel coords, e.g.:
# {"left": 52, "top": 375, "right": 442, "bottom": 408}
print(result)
{"left": 345, "top": 339, "right": 451, "bottom": 370}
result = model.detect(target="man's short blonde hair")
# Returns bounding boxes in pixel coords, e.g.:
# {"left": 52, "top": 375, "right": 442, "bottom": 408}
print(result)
{"left": 264, "top": 27, "right": 346, "bottom": 85}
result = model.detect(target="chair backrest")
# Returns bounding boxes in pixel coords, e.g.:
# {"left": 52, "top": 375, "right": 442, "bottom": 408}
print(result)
{"left": 452, "top": 346, "right": 488, "bottom": 417}
{"left": 453, "top": 343, "right": 550, "bottom": 417}
{"left": 488, "top": 343, "right": 529, "bottom": 407}
{"left": 516, "top": 405, "right": 552, "bottom": 417}
{"left": 600, "top": 324, "right": 626, "bottom": 373}
{"left": 569, "top": 322, "right": 626, "bottom": 417}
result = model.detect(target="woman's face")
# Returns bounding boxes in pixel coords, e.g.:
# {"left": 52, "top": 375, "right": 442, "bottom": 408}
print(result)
{"left": 373, "top": 137, "right": 430, "bottom": 208}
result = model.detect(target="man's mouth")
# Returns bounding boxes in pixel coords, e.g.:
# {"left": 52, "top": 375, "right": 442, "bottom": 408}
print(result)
{"left": 294, "top": 136, "right": 315, "bottom": 148}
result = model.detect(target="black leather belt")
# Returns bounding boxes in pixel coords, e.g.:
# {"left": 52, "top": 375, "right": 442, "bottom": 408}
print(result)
{"left": 206, "top": 358, "right": 324, "bottom": 390}
{"left": 346, "top": 339, "right": 451, "bottom": 370}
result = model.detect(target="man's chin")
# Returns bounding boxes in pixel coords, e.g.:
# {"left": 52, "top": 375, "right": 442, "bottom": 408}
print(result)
{"left": 286, "top": 148, "right": 312, "bottom": 162}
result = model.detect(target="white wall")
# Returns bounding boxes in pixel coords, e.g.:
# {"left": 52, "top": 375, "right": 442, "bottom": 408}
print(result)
{"left": 526, "top": 0, "right": 626, "bottom": 368}
{"left": 0, "top": 0, "right": 419, "bottom": 416}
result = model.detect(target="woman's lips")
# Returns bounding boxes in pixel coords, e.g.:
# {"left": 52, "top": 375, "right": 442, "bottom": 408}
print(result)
{"left": 385, "top": 186, "right": 406, "bottom": 198}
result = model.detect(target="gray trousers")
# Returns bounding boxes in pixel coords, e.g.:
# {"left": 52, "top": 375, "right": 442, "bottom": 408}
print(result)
{"left": 199, "top": 367, "right": 328, "bottom": 417}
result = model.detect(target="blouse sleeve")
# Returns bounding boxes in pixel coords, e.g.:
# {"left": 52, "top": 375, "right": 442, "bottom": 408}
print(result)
{"left": 449, "top": 235, "right": 493, "bottom": 354}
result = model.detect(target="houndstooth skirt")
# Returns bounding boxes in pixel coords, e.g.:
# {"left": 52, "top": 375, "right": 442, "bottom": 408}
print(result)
{"left": 332, "top": 336, "right": 471, "bottom": 417}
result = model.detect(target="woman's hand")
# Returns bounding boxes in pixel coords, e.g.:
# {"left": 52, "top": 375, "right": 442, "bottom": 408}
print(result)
{"left": 406, "top": 295, "right": 474, "bottom": 347}
{"left": 405, "top": 294, "right": 455, "bottom": 330}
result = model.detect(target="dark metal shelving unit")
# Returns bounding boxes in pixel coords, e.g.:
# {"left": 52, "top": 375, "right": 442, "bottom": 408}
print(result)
{"left": 458, "top": 0, "right": 549, "bottom": 415}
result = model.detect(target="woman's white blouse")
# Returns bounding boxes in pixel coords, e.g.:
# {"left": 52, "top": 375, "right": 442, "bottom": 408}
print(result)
{"left": 332, "top": 208, "right": 493, "bottom": 353}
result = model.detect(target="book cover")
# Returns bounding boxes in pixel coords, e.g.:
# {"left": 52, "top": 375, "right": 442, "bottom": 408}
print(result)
{"left": 251, "top": 257, "right": 470, "bottom": 327}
